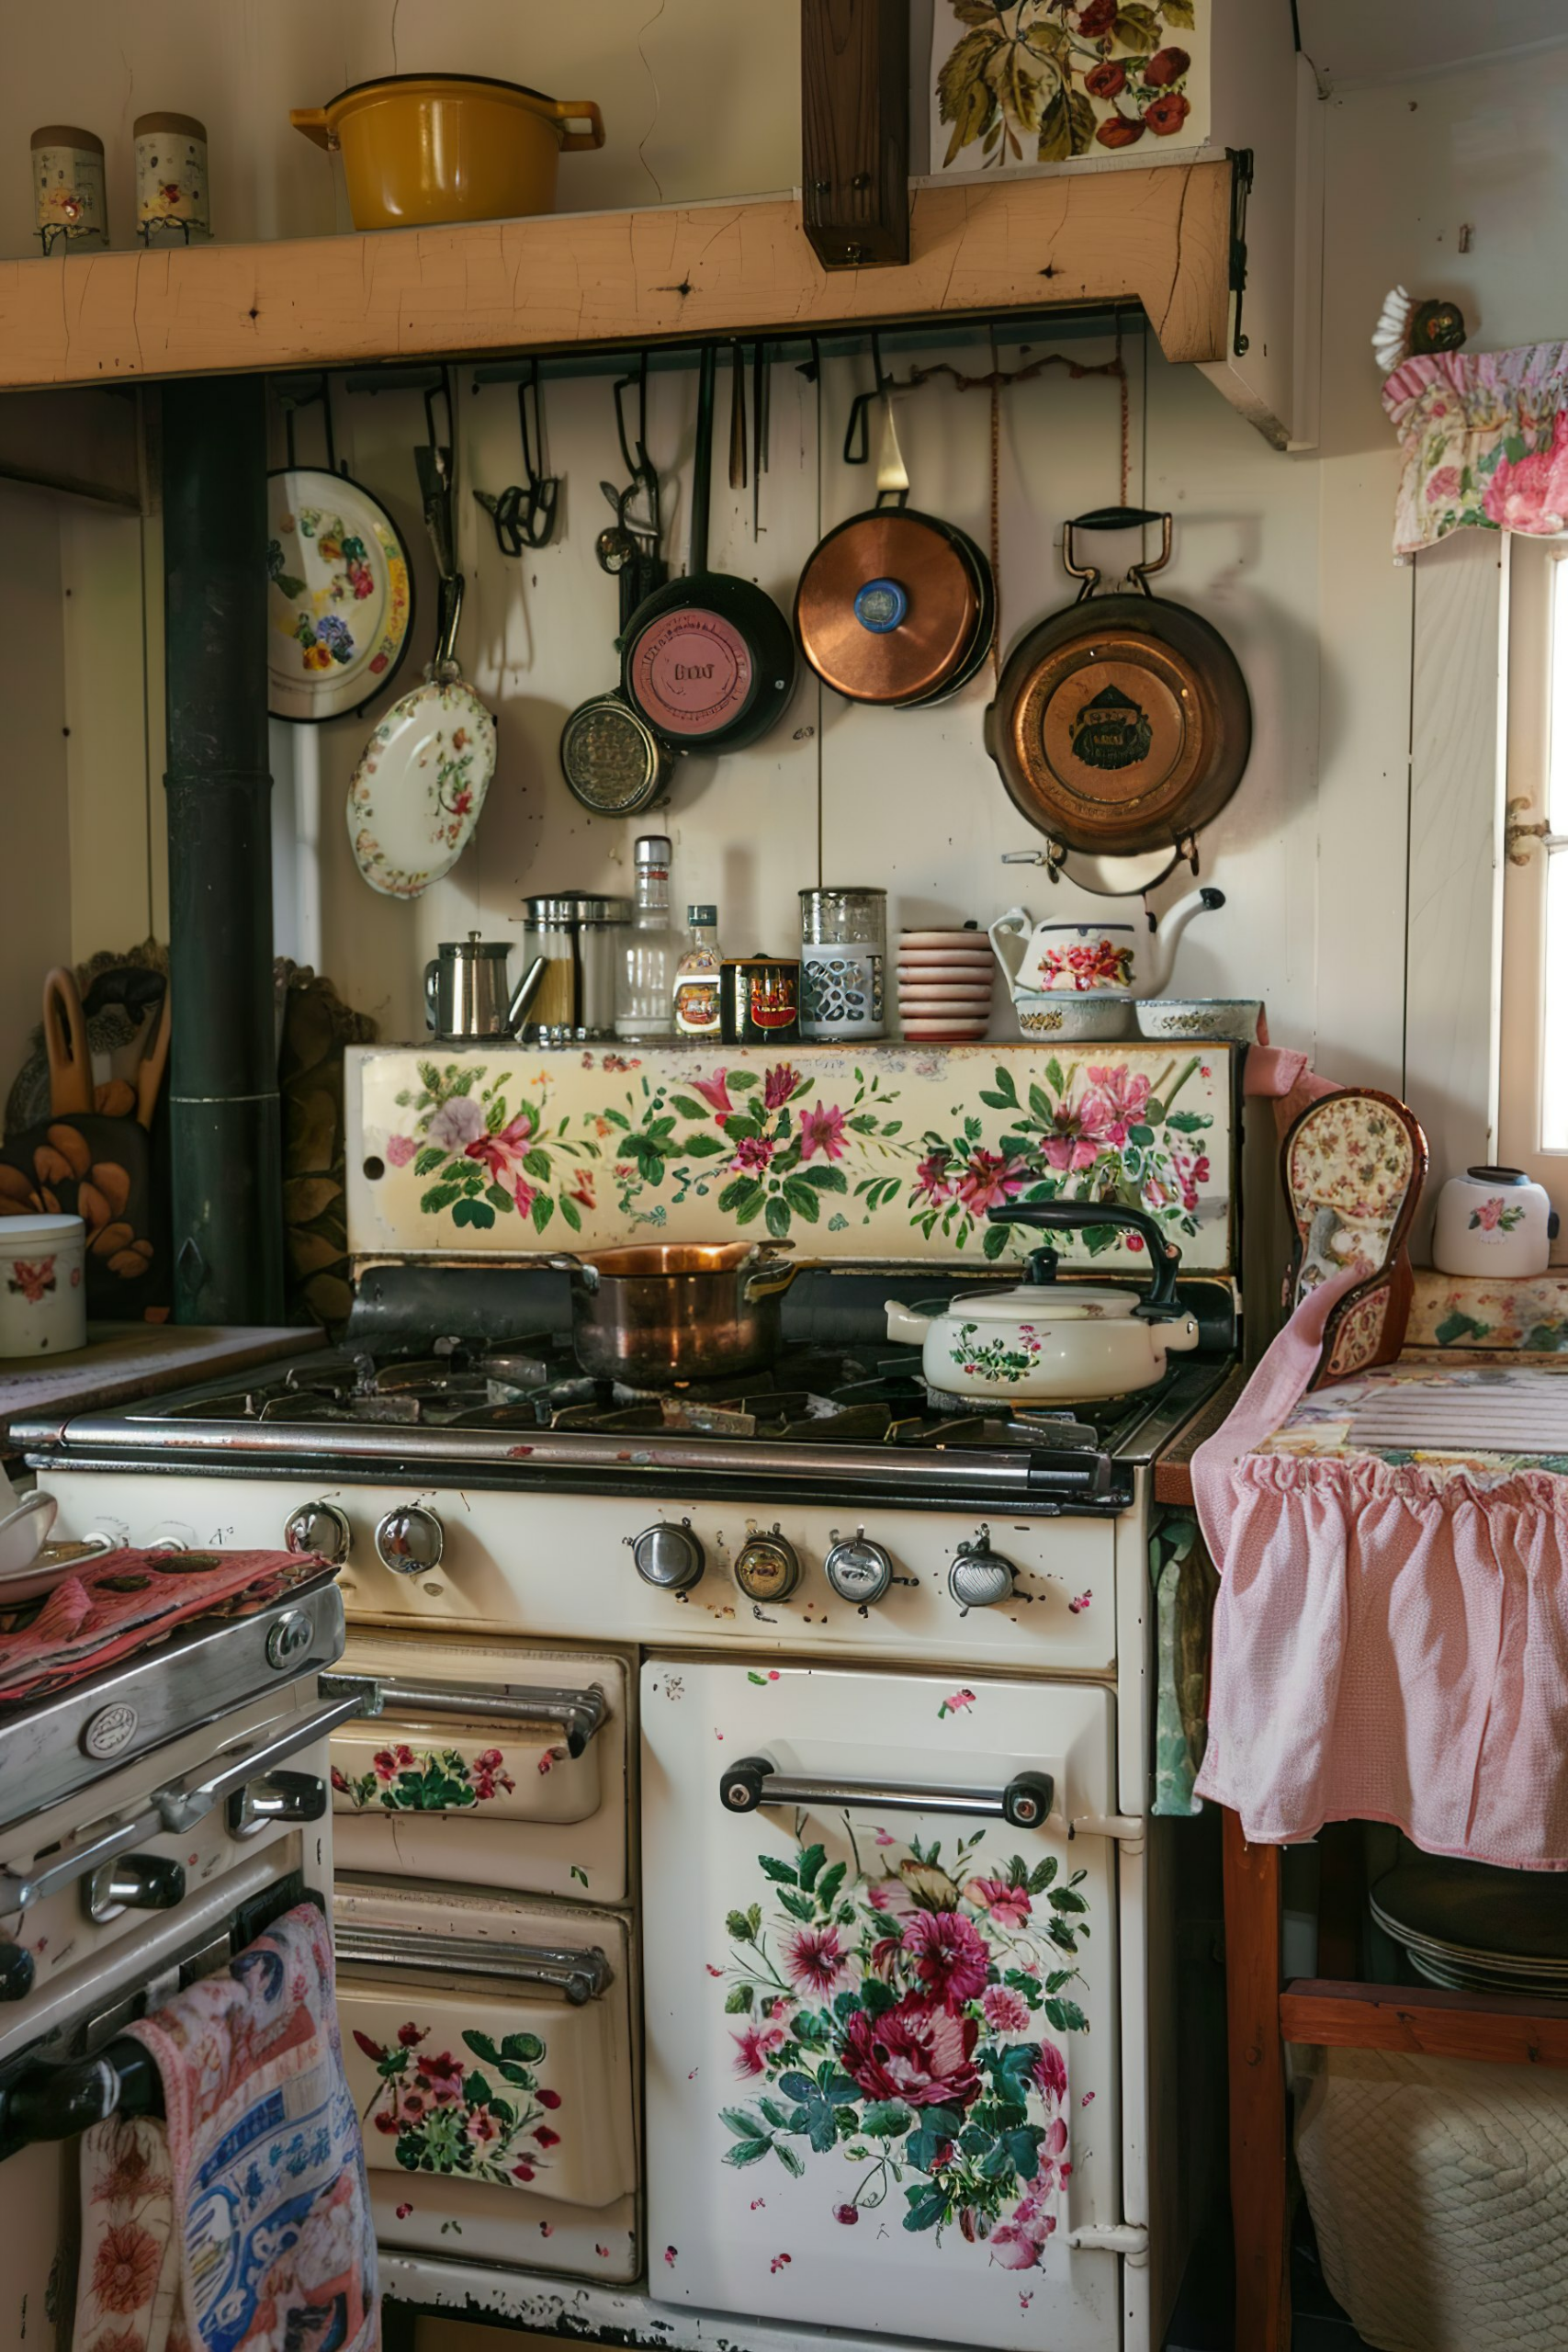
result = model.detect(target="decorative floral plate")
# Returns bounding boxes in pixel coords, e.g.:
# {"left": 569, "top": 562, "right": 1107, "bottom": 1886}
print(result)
{"left": 266, "top": 467, "right": 415, "bottom": 722}
{"left": 346, "top": 676, "right": 496, "bottom": 899}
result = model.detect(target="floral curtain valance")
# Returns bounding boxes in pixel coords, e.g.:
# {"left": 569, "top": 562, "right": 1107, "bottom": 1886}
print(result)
{"left": 1384, "top": 341, "right": 1568, "bottom": 557}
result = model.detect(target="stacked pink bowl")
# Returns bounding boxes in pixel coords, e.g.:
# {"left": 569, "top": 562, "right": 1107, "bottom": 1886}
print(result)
{"left": 897, "top": 926, "right": 996, "bottom": 1042}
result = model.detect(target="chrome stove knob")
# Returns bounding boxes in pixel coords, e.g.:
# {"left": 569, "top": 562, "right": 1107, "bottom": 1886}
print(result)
{"left": 824, "top": 1531, "right": 893, "bottom": 1606}
{"left": 375, "top": 1505, "right": 446, "bottom": 1576}
{"left": 84, "top": 1854, "right": 186, "bottom": 1926}
{"left": 948, "top": 1532, "right": 1016, "bottom": 1611}
{"left": 285, "top": 1500, "right": 352, "bottom": 1564}
{"left": 629, "top": 1521, "right": 705, "bottom": 1592}
{"left": 734, "top": 1531, "right": 800, "bottom": 1603}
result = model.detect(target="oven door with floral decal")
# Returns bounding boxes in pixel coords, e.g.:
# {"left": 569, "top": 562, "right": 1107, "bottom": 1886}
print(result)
{"left": 334, "top": 1877, "right": 638, "bottom": 2279}
{"left": 332, "top": 1635, "right": 629, "bottom": 1904}
{"left": 642, "top": 1660, "right": 1121, "bottom": 2352}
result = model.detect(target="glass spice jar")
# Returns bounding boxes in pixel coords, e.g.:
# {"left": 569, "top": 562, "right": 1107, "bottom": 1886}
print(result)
{"left": 799, "top": 888, "right": 886, "bottom": 1041}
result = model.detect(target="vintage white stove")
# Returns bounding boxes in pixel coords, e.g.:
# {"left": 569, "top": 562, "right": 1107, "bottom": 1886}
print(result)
{"left": 17, "top": 1042, "right": 1240, "bottom": 2352}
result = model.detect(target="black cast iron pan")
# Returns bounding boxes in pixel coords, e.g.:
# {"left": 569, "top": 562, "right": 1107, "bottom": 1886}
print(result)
{"left": 621, "top": 346, "right": 795, "bottom": 754}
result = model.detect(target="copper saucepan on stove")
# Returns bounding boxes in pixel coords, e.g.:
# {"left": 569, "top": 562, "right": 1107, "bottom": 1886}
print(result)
{"left": 547, "top": 1241, "right": 796, "bottom": 1386}
{"left": 795, "top": 394, "right": 995, "bottom": 707}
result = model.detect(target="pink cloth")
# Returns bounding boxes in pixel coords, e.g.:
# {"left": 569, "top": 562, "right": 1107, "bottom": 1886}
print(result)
{"left": 0, "top": 1549, "right": 329, "bottom": 1702}
{"left": 1193, "top": 1269, "right": 1568, "bottom": 1869}
{"left": 126, "top": 1905, "right": 378, "bottom": 2352}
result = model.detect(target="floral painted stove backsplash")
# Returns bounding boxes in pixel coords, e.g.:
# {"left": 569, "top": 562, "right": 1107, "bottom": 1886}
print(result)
{"left": 349, "top": 1043, "right": 1235, "bottom": 1270}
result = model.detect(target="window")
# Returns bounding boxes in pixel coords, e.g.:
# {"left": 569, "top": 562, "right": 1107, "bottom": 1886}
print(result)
{"left": 1500, "top": 538, "right": 1568, "bottom": 1241}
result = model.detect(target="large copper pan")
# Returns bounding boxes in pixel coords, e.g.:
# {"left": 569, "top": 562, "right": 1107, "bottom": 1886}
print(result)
{"left": 795, "top": 397, "right": 995, "bottom": 707}
{"left": 984, "top": 507, "right": 1251, "bottom": 859}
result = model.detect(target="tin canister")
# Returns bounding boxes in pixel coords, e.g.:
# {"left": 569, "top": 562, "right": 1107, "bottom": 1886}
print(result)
{"left": 799, "top": 886, "right": 886, "bottom": 1041}
{"left": 32, "top": 126, "right": 107, "bottom": 254}
{"left": 720, "top": 957, "right": 800, "bottom": 1046}
{"left": 134, "top": 112, "right": 210, "bottom": 245}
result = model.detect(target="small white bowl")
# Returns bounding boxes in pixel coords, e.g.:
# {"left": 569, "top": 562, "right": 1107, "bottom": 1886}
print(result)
{"left": 1135, "top": 998, "right": 1261, "bottom": 1045}
{"left": 1011, "top": 994, "right": 1134, "bottom": 1043}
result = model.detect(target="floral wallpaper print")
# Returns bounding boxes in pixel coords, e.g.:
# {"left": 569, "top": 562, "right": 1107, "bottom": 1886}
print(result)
{"left": 333, "top": 1742, "right": 520, "bottom": 1813}
{"left": 359, "top": 1045, "right": 1230, "bottom": 1269}
{"left": 1383, "top": 341, "right": 1568, "bottom": 557}
{"left": 717, "top": 1824, "right": 1089, "bottom": 2266}
{"left": 354, "top": 2018, "right": 563, "bottom": 2188}
{"left": 931, "top": 0, "right": 1203, "bottom": 172}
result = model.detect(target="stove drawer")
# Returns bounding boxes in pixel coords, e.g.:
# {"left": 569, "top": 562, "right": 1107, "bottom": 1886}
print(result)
{"left": 334, "top": 1877, "right": 637, "bottom": 2282}
{"left": 333, "top": 1636, "right": 629, "bottom": 1904}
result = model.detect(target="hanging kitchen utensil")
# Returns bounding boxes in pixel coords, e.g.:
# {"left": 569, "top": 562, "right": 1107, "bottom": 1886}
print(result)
{"left": 985, "top": 507, "right": 1252, "bottom": 862}
{"left": 265, "top": 379, "right": 416, "bottom": 723}
{"left": 562, "top": 397, "right": 675, "bottom": 817}
{"left": 621, "top": 345, "right": 796, "bottom": 753}
{"left": 795, "top": 387, "right": 995, "bottom": 707}
{"left": 346, "top": 373, "right": 497, "bottom": 899}
{"left": 472, "top": 359, "right": 558, "bottom": 553}
{"left": 728, "top": 341, "right": 747, "bottom": 492}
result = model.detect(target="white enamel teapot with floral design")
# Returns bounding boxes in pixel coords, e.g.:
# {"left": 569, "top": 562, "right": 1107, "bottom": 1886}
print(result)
{"left": 886, "top": 1201, "right": 1201, "bottom": 1403}
{"left": 988, "top": 885, "right": 1224, "bottom": 1001}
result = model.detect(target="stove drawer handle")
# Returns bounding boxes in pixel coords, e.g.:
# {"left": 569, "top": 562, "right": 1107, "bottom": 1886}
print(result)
{"left": 362, "top": 1677, "right": 608, "bottom": 1759}
{"left": 0, "top": 1682, "right": 383, "bottom": 1912}
{"left": 718, "top": 1757, "right": 1055, "bottom": 1830}
{"left": 335, "top": 1924, "right": 613, "bottom": 2006}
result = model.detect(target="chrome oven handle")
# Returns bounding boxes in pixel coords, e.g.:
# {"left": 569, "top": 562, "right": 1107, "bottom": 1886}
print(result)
{"left": 157, "top": 1682, "right": 381, "bottom": 1834}
{"left": 334, "top": 1924, "right": 613, "bottom": 2006}
{"left": 363, "top": 1677, "right": 608, "bottom": 1758}
{"left": 718, "top": 1756, "right": 1055, "bottom": 1829}
{"left": 0, "top": 1680, "right": 382, "bottom": 1913}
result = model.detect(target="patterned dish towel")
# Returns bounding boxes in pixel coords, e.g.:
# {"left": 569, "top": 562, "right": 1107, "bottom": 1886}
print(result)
{"left": 1193, "top": 1267, "right": 1568, "bottom": 1869}
{"left": 76, "top": 1905, "right": 379, "bottom": 2352}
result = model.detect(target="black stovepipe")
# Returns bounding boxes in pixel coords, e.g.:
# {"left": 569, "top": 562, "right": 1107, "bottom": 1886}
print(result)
{"left": 161, "top": 374, "right": 285, "bottom": 1324}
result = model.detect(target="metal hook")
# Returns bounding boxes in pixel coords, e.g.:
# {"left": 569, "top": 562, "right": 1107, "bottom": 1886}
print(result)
{"left": 844, "top": 330, "right": 890, "bottom": 466}
{"left": 474, "top": 358, "right": 559, "bottom": 554}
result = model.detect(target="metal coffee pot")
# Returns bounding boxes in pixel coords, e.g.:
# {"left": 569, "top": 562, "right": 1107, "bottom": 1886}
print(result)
{"left": 423, "top": 933, "right": 547, "bottom": 1040}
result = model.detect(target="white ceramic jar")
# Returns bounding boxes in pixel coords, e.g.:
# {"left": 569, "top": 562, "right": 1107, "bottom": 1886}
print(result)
{"left": 0, "top": 1215, "right": 86, "bottom": 1356}
{"left": 1431, "top": 1165, "right": 1559, "bottom": 1279}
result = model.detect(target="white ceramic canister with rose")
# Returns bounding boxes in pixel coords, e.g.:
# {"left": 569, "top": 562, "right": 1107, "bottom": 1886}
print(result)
{"left": 1432, "top": 1165, "right": 1559, "bottom": 1279}
{"left": 0, "top": 1215, "right": 86, "bottom": 1356}
{"left": 134, "top": 111, "right": 209, "bottom": 244}
{"left": 31, "top": 125, "right": 107, "bottom": 254}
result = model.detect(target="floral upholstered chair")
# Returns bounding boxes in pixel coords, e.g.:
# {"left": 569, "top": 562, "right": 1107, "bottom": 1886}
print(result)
{"left": 1281, "top": 1088, "right": 1428, "bottom": 1387}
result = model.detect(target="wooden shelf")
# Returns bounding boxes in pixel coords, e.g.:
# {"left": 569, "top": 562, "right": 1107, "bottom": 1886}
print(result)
{"left": 0, "top": 165, "right": 1231, "bottom": 392}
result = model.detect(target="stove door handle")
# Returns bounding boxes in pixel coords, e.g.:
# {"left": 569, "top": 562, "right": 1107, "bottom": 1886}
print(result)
{"left": 364, "top": 1677, "right": 608, "bottom": 1758}
{"left": 155, "top": 1681, "right": 382, "bottom": 1836}
{"left": 718, "top": 1757, "right": 1055, "bottom": 1830}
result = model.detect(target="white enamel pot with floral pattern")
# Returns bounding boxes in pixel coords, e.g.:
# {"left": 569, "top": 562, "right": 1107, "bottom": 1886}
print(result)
{"left": 886, "top": 1199, "right": 1199, "bottom": 1402}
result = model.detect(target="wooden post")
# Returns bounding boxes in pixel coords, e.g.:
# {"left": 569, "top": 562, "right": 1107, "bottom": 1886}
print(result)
{"left": 800, "top": 0, "right": 909, "bottom": 270}
{"left": 1224, "top": 1808, "right": 1291, "bottom": 2352}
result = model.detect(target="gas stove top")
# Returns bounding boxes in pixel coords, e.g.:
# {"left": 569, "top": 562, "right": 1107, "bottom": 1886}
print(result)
{"left": 15, "top": 1331, "right": 1230, "bottom": 1514}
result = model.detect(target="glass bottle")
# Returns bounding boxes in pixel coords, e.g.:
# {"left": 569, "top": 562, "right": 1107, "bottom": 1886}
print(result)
{"left": 673, "top": 904, "right": 723, "bottom": 1037}
{"left": 615, "top": 835, "right": 682, "bottom": 1044}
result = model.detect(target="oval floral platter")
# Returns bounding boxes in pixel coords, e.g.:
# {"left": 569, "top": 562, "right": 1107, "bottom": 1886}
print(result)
{"left": 266, "top": 467, "right": 415, "bottom": 722}
{"left": 346, "top": 675, "right": 497, "bottom": 899}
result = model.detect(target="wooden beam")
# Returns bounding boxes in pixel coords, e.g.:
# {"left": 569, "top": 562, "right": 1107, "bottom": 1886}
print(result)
{"left": 1281, "top": 1978, "right": 1568, "bottom": 2067}
{"left": 1223, "top": 1809, "right": 1291, "bottom": 2352}
{"left": 0, "top": 169, "right": 1230, "bottom": 393}
{"left": 801, "top": 0, "right": 909, "bottom": 271}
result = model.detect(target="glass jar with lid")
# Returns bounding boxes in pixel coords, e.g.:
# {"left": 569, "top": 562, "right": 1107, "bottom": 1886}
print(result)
{"left": 799, "top": 888, "right": 886, "bottom": 1041}
{"left": 520, "top": 895, "right": 629, "bottom": 1042}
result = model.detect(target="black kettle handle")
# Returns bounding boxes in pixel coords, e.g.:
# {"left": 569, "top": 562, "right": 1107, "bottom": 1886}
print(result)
{"left": 985, "top": 1201, "right": 1184, "bottom": 1321}
{"left": 1062, "top": 509, "right": 1172, "bottom": 600}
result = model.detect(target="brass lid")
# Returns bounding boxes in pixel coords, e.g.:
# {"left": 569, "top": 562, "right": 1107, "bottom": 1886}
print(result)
{"left": 32, "top": 125, "right": 104, "bottom": 153}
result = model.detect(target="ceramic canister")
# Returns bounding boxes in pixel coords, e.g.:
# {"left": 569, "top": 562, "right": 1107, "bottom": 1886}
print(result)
{"left": 134, "top": 112, "right": 209, "bottom": 244}
{"left": 32, "top": 126, "right": 107, "bottom": 253}
{"left": 799, "top": 887, "right": 886, "bottom": 1042}
{"left": 720, "top": 958, "right": 800, "bottom": 1046}
{"left": 1432, "top": 1165, "right": 1559, "bottom": 1279}
{"left": 0, "top": 1215, "right": 86, "bottom": 1356}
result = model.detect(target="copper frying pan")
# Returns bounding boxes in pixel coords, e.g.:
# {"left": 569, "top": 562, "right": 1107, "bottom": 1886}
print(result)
{"left": 795, "top": 398, "right": 995, "bottom": 707}
{"left": 985, "top": 507, "right": 1251, "bottom": 858}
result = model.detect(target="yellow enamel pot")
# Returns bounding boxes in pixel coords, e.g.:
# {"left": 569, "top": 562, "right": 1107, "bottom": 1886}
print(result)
{"left": 291, "top": 74, "right": 604, "bottom": 231}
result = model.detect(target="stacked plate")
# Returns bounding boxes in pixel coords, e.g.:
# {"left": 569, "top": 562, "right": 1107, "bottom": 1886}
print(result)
{"left": 1372, "top": 1858, "right": 1568, "bottom": 2001}
{"left": 897, "top": 927, "right": 996, "bottom": 1043}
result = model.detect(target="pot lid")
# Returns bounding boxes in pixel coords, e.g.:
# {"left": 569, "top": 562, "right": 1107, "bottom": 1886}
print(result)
{"left": 942, "top": 1281, "right": 1139, "bottom": 1326}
